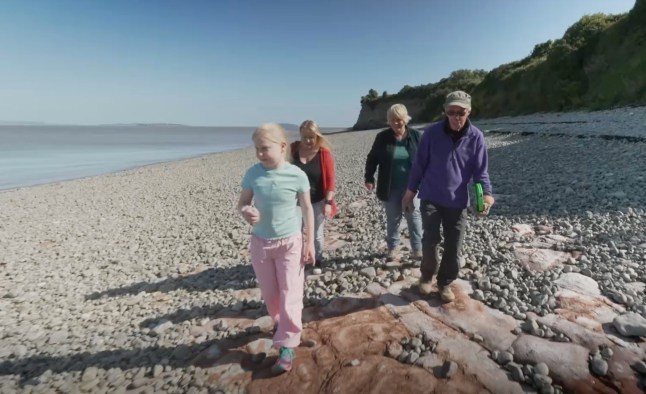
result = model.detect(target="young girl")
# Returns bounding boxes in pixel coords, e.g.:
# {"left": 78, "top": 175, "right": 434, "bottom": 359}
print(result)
{"left": 237, "top": 123, "right": 315, "bottom": 374}
{"left": 290, "top": 120, "right": 336, "bottom": 268}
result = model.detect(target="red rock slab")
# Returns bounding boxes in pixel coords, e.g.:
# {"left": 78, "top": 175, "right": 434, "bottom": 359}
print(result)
{"left": 400, "top": 280, "right": 519, "bottom": 353}
{"left": 513, "top": 247, "right": 571, "bottom": 272}
{"left": 538, "top": 313, "right": 644, "bottom": 391}
{"left": 322, "top": 355, "right": 484, "bottom": 394}
{"left": 604, "top": 348, "right": 645, "bottom": 394}
{"left": 511, "top": 223, "right": 534, "bottom": 237}
{"left": 246, "top": 303, "right": 495, "bottom": 393}
{"left": 205, "top": 355, "right": 250, "bottom": 389}
{"left": 398, "top": 309, "right": 524, "bottom": 394}
{"left": 538, "top": 313, "right": 613, "bottom": 350}
{"left": 555, "top": 289, "right": 624, "bottom": 331}
{"left": 309, "top": 306, "right": 410, "bottom": 358}
{"left": 303, "top": 295, "right": 379, "bottom": 323}
{"left": 246, "top": 354, "right": 485, "bottom": 394}
{"left": 511, "top": 334, "right": 616, "bottom": 394}
{"left": 197, "top": 292, "right": 510, "bottom": 393}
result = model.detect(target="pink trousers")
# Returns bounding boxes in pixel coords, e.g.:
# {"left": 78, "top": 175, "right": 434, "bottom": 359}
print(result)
{"left": 250, "top": 233, "right": 304, "bottom": 349}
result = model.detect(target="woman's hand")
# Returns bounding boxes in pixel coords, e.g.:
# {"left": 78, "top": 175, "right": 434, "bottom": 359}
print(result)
{"left": 324, "top": 203, "right": 332, "bottom": 218}
{"left": 298, "top": 191, "right": 315, "bottom": 265}
{"left": 365, "top": 182, "right": 375, "bottom": 193}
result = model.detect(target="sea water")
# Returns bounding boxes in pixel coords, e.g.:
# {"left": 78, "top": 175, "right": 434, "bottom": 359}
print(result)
{"left": 0, "top": 125, "right": 280, "bottom": 190}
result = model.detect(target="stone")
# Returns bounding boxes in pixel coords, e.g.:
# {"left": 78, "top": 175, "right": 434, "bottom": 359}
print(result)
{"left": 632, "top": 360, "right": 646, "bottom": 374}
{"left": 302, "top": 338, "right": 317, "bottom": 348}
{"left": 359, "top": 267, "right": 376, "bottom": 278}
{"left": 600, "top": 347, "right": 613, "bottom": 359}
{"left": 415, "top": 354, "right": 443, "bottom": 370}
{"left": 346, "top": 359, "right": 360, "bottom": 367}
{"left": 245, "top": 338, "right": 273, "bottom": 355}
{"left": 507, "top": 363, "right": 524, "bottom": 382}
{"left": 534, "top": 362, "right": 550, "bottom": 376}
{"left": 152, "top": 365, "right": 163, "bottom": 378}
{"left": 613, "top": 313, "right": 646, "bottom": 337}
{"left": 438, "top": 361, "right": 458, "bottom": 378}
{"left": 497, "top": 351, "right": 514, "bottom": 365}
{"left": 553, "top": 273, "right": 600, "bottom": 297}
{"left": 533, "top": 373, "right": 552, "bottom": 386}
{"left": 406, "top": 352, "right": 420, "bottom": 365}
{"left": 386, "top": 341, "right": 403, "bottom": 359}
{"left": 81, "top": 367, "right": 99, "bottom": 382}
{"left": 252, "top": 316, "right": 275, "bottom": 333}
{"left": 590, "top": 356, "right": 608, "bottom": 376}
{"left": 152, "top": 320, "right": 174, "bottom": 336}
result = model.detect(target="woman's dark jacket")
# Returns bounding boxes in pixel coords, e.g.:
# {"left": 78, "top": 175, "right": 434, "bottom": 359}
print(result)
{"left": 364, "top": 126, "right": 421, "bottom": 201}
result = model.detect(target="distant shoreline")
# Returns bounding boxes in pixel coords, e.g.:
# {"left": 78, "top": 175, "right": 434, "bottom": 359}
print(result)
{"left": 0, "top": 147, "right": 248, "bottom": 194}
{"left": 5, "top": 105, "right": 644, "bottom": 193}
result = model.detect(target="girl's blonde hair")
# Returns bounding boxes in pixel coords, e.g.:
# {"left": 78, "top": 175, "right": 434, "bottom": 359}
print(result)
{"left": 299, "top": 120, "right": 331, "bottom": 151}
{"left": 387, "top": 103, "right": 412, "bottom": 124}
{"left": 252, "top": 123, "right": 290, "bottom": 159}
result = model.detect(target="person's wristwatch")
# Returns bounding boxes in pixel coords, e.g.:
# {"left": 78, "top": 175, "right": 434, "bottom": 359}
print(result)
{"left": 324, "top": 199, "right": 333, "bottom": 205}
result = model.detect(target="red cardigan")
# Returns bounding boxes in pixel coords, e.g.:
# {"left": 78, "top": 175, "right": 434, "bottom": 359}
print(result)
{"left": 291, "top": 141, "right": 337, "bottom": 217}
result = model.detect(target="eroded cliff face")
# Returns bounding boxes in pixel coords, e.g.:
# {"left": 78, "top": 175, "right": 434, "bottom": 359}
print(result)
{"left": 353, "top": 99, "right": 425, "bottom": 130}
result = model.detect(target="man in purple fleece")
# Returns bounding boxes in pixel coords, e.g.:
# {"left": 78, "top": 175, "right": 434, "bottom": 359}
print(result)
{"left": 402, "top": 91, "right": 495, "bottom": 302}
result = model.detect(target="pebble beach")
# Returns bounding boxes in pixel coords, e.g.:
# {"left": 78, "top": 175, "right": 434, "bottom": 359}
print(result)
{"left": 2, "top": 106, "right": 646, "bottom": 393}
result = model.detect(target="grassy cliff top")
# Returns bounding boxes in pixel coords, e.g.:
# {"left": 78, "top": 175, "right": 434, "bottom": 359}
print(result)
{"left": 360, "top": 0, "right": 646, "bottom": 121}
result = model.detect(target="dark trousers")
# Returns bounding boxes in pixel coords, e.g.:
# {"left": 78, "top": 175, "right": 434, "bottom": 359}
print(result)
{"left": 420, "top": 200, "right": 467, "bottom": 288}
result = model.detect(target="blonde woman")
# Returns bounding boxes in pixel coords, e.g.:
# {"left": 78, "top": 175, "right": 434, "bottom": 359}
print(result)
{"left": 365, "top": 104, "right": 422, "bottom": 260}
{"left": 290, "top": 120, "right": 336, "bottom": 268}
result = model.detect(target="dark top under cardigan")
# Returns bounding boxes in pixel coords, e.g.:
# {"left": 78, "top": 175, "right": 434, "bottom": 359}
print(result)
{"left": 364, "top": 126, "right": 421, "bottom": 201}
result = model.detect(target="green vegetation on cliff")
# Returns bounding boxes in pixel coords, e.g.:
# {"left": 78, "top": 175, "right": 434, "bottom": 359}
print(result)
{"left": 361, "top": 69, "right": 487, "bottom": 122}
{"left": 359, "top": 0, "right": 646, "bottom": 123}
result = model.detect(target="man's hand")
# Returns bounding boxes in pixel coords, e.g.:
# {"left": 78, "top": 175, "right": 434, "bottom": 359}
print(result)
{"left": 365, "top": 182, "right": 375, "bottom": 193}
{"left": 480, "top": 195, "right": 495, "bottom": 216}
{"left": 401, "top": 189, "right": 416, "bottom": 213}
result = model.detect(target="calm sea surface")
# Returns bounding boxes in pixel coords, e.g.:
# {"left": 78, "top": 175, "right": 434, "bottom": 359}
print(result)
{"left": 0, "top": 125, "right": 301, "bottom": 191}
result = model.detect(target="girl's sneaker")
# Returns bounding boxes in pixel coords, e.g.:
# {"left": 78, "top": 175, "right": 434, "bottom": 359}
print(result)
{"left": 271, "top": 347, "right": 294, "bottom": 374}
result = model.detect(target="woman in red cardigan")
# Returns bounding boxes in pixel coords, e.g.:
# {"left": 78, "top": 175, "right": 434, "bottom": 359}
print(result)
{"left": 291, "top": 120, "right": 336, "bottom": 268}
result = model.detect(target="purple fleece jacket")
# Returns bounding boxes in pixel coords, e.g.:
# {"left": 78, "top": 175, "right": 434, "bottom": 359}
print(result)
{"left": 407, "top": 119, "right": 492, "bottom": 209}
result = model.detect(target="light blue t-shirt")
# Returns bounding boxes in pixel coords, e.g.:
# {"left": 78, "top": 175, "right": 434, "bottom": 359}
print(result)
{"left": 241, "top": 162, "right": 310, "bottom": 240}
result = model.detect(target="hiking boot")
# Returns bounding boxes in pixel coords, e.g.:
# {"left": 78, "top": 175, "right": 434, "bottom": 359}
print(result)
{"left": 440, "top": 286, "right": 455, "bottom": 302}
{"left": 418, "top": 280, "right": 433, "bottom": 295}
{"left": 271, "top": 347, "right": 294, "bottom": 374}
{"left": 386, "top": 249, "right": 397, "bottom": 261}
{"left": 412, "top": 250, "right": 423, "bottom": 260}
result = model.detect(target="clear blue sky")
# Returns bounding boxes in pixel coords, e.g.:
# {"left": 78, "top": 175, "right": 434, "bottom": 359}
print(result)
{"left": 0, "top": 0, "right": 636, "bottom": 127}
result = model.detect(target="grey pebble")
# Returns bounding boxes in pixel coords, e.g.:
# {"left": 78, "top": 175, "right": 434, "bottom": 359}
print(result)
{"left": 590, "top": 356, "right": 609, "bottom": 376}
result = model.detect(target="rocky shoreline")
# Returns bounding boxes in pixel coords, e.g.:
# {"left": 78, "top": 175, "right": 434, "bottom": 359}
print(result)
{"left": 1, "top": 108, "right": 646, "bottom": 393}
{"left": 476, "top": 105, "right": 646, "bottom": 139}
